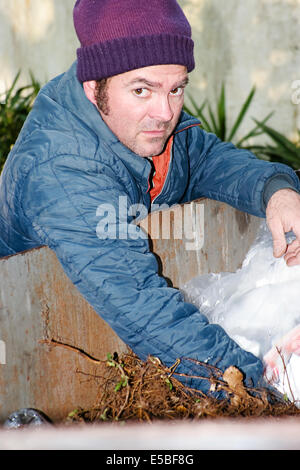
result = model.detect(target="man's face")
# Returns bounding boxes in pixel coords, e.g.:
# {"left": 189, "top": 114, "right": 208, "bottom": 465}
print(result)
{"left": 95, "top": 64, "right": 188, "bottom": 158}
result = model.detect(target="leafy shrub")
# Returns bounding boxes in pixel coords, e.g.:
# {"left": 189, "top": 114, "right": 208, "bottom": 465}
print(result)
{"left": 184, "top": 84, "right": 300, "bottom": 170}
{"left": 184, "top": 84, "right": 272, "bottom": 148}
{"left": 246, "top": 121, "right": 300, "bottom": 170}
{"left": 0, "top": 71, "right": 41, "bottom": 171}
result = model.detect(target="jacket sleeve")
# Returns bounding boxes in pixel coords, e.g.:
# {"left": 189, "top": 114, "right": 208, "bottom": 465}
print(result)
{"left": 20, "top": 154, "right": 264, "bottom": 394}
{"left": 182, "top": 126, "right": 300, "bottom": 217}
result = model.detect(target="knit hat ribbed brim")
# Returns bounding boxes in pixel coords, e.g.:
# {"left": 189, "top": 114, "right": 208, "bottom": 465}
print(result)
{"left": 73, "top": 0, "right": 195, "bottom": 82}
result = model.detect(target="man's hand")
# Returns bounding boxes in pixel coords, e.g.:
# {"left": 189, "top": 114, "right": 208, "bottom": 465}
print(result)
{"left": 266, "top": 188, "right": 300, "bottom": 266}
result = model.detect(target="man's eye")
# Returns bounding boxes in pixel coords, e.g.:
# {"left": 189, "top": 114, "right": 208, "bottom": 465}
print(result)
{"left": 170, "top": 87, "right": 184, "bottom": 96}
{"left": 133, "top": 88, "right": 149, "bottom": 97}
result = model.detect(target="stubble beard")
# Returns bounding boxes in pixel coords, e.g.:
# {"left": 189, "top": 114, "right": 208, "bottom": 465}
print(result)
{"left": 95, "top": 80, "right": 173, "bottom": 157}
{"left": 130, "top": 137, "right": 167, "bottom": 158}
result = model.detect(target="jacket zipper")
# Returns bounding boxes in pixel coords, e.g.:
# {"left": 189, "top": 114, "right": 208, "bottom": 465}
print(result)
{"left": 151, "top": 139, "right": 174, "bottom": 206}
{"left": 150, "top": 123, "right": 200, "bottom": 206}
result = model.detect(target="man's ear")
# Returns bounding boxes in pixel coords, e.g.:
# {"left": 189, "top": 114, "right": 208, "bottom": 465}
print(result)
{"left": 83, "top": 80, "right": 97, "bottom": 106}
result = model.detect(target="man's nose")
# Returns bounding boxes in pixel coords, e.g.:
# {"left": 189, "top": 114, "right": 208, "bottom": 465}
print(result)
{"left": 149, "top": 96, "right": 174, "bottom": 122}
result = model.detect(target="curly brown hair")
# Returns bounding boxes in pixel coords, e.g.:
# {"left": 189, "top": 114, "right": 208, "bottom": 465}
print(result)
{"left": 95, "top": 78, "right": 110, "bottom": 115}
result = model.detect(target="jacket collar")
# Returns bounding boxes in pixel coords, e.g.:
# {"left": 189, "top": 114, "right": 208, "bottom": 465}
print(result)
{"left": 53, "top": 62, "right": 151, "bottom": 190}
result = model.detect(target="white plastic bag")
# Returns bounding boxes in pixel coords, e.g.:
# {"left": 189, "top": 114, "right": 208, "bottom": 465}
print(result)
{"left": 181, "top": 221, "right": 300, "bottom": 404}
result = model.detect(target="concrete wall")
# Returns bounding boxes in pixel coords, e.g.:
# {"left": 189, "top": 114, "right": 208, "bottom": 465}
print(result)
{"left": 0, "top": 0, "right": 78, "bottom": 92}
{"left": 0, "top": 0, "right": 299, "bottom": 141}
{"left": 181, "top": 0, "right": 300, "bottom": 142}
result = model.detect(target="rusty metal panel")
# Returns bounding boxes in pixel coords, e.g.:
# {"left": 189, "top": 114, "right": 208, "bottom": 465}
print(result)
{"left": 0, "top": 198, "right": 261, "bottom": 422}
{"left": 139, "top": 198, "right": 261, "bottom": 288}
{"left": 0, "top": 246, "right": 130, "bottom": 422}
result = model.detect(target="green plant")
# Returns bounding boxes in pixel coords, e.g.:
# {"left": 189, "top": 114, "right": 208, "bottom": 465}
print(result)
{"left": 245, "top": 120, "right": 300, "bottom": 170}
{"left": 184, "top": 83, "right": 273, "bottom": 148}
{"left": 106, "top": 352, "right": 129, "bottom": 393}
{"left": 0, "top": 71, "right": 41, "bottom": 171}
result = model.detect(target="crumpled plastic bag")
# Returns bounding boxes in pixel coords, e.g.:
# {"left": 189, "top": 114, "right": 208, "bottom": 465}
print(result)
{"left": 181, "top": 221, "right": 300, "bottom": 404}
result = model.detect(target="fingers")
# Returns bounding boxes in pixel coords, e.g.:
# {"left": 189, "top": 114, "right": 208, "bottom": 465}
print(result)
{"left": 265, "top": 189, "right": 300, "bottom": 265}
{"left": 264, "top": 365, "right": 279, "bottom": 384}
{"left": 285, "top": 222, "right": 300, "bottom": 266}
{"left": 284, "top": 325, "right": 300, "bottom": 356}
{"left": 263, "top": 348, "right": 280, "bottom": 384}
{"left": 267, "top": 215, "right": 300, "bottom": 264}
{"left": 286, "top": 255, "right": 300, "bottom": 267}
{"left": 284, "top": 239, "right": 300, "bottom": 266}
{"left": 267, "top": 216, "right": 287, "bottom": 258}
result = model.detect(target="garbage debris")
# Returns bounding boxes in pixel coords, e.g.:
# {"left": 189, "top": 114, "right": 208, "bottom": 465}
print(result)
{"left": 182, "top": 221, "right": 300, "bottom": 406}
{"left": 3, "top": 408, "right": 52, "bottom": 429}
{"left": 64, "top": 352, "right": 300, "bottom": 424}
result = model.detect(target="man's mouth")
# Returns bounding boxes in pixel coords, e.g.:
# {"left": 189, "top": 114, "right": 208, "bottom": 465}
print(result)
{"left": 142, "top": 130, "right": 166, "bottom": 136}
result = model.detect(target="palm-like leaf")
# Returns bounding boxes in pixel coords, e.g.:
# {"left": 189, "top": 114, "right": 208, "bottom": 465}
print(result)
{"left": 249, "top": 120, "right": 300, "bottom": 170}
{"left": 184, "top": 84, "right": 272, "bottom": 148}
{"left": 0, "top": 71, "right": 41, "bottom": 171}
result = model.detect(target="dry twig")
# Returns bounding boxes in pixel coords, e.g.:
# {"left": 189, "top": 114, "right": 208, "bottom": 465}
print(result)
{"left": 63, "top": 351, "right": 300, "bottom": 424}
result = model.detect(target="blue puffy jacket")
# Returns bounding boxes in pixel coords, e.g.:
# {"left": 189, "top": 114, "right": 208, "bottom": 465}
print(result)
{"left": 1, "top": 62, "right": 299, "bottom": 394}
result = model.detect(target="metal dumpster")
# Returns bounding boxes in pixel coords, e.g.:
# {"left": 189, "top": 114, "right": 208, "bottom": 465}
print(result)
{"left": 0, "top": 198, "right": 261, "bottom": 423}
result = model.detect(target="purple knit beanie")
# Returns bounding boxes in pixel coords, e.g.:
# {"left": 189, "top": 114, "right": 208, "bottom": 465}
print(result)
{"left": 73, "top": 0, "right": 195, "bottom": 82}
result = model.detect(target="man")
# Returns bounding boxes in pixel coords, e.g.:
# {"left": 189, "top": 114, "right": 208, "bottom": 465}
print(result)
{"left": 1, "top": 0, "right": 300, "bottom": 395}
